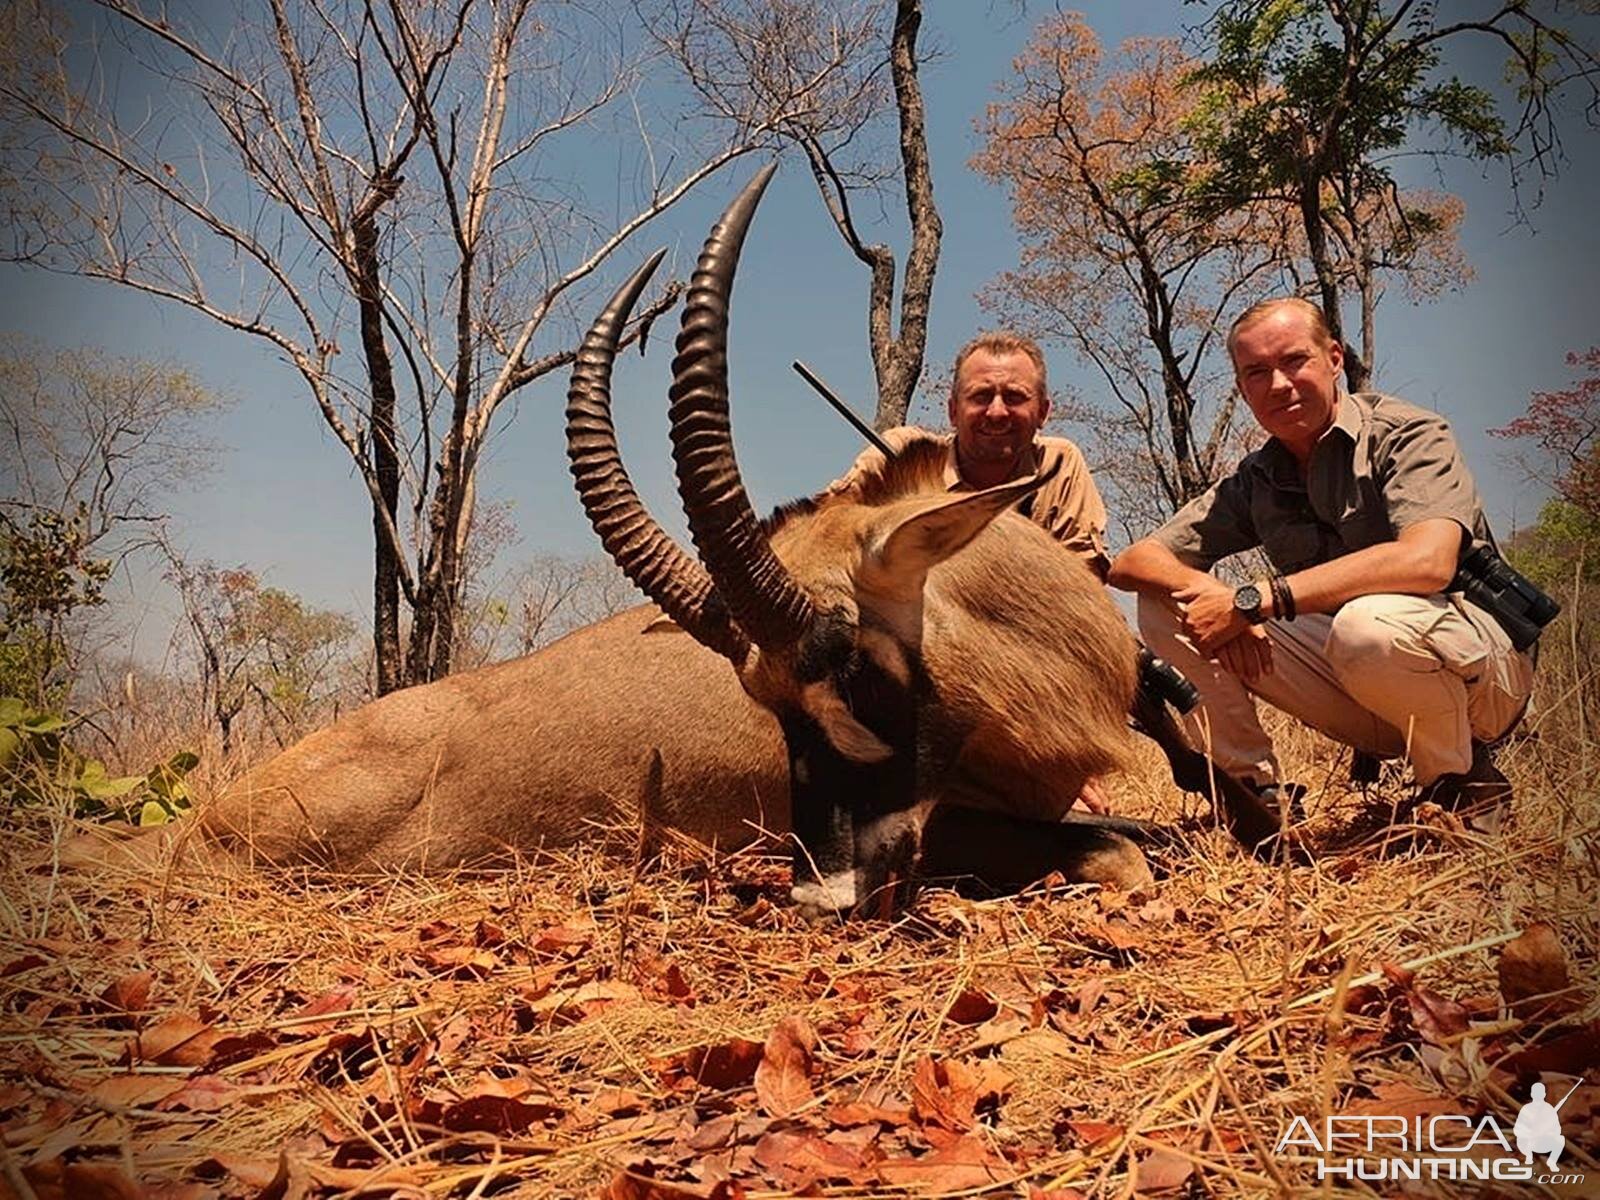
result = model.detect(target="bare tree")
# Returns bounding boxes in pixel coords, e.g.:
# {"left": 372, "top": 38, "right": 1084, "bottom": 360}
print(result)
{"left": 649, "top": 0, "right": 941, "bottom": 428}
{"left": 975, "top": 18, "right": 1288, "bottom": 522}
{"left": 1, "top": 0, "right": 865, "bottom": 693}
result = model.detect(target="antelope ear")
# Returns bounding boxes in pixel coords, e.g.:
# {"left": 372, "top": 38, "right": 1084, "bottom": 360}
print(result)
{"left": 800, "top": 681, "right": 893, "bottom": 763}
{"left": 869, "top": 469, "right": 1054, "bottom": 585}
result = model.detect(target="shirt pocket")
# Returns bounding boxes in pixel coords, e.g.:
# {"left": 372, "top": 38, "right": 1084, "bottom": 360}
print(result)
{"left": 1261, "top": 519, "right": 1327, "bottom": 573}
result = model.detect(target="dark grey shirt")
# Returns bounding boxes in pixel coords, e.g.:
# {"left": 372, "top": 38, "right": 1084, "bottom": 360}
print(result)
{"left": 1152, "top": 391, "right": 1494, "bottom": 573}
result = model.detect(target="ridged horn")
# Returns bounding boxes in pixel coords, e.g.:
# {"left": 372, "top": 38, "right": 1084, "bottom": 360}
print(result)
{"left": 667, "top": 164, "right": 815, "bottom": 649}
{"left": 567, "top": 248, "right": 749, "bottom": 665}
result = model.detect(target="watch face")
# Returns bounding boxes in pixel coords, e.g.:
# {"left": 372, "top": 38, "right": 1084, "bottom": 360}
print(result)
{"left": 1235, "top": 584, "right": 1262, "bottom": 612}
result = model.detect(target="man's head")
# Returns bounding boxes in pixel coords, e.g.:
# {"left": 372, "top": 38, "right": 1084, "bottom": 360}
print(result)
{"left": 948, "top": 331, "right": 1050, "bottom": 484}
{"left": 1227, "top": 297, "right": 1344, "bottom": 459}
{"left": 1532, "top": 1083, "right": 1547, "bottom": 1102}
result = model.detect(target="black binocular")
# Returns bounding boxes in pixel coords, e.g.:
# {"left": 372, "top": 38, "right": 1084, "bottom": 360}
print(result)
{"left": 1451, "top": 544, "right": 1561, "bottom": 652}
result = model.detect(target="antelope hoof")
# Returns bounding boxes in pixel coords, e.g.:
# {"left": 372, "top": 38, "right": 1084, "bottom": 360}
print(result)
{"left": 1074, "top": 833, "right": 1154, "bottom": 891}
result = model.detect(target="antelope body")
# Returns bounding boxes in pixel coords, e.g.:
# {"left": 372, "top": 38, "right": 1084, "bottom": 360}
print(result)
{"left": 203, "top": 168, "right": 1267, "bottom": 916}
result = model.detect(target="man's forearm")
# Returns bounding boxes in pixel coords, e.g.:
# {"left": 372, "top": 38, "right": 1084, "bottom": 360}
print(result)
{"left": 1272, "top": 520, "right": 1461, "bottom": 619}
{"left": 1108, "top": 538, "right": 1213, "bottom": 599}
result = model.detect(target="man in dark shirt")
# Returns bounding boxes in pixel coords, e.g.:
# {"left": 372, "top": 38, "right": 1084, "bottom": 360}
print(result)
{"left": 1108, "top": 297, "right": 1533, "bottom": 814}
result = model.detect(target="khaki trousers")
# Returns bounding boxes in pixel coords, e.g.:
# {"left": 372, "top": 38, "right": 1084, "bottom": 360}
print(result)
{"left": 1137, "top": 592, "right": 1535, "bottom": 787}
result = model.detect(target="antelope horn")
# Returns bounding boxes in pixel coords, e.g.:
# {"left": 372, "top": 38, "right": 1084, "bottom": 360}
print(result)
{"left": 567, "top": 248, "right": 749, "bottom": 665}
{"left": 668, "top": 164, "right": 815, "bottom": 649}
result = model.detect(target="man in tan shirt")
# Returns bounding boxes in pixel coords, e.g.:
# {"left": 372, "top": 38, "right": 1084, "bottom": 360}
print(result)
{"left": 832, "top": 330, "right": 1114, "bottom": 810}
{"left": 1109, "top": 297, "right": 1534, "bottom": 817}
{"left": 832, "top": 330, "right": 1111, "bottom": 579}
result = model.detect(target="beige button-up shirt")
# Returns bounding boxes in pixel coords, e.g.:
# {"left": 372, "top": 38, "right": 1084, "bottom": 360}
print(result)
{"left": 831, "top": 425, "right": 1111, "bottom": 577}
{"left": 1151, "top": 390, "right": 1496, "bottom": 573}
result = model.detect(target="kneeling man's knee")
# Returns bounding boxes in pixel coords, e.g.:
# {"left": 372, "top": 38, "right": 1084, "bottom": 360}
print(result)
{"left": 1325, "top": 594, "right": 1400, "bottom": 675}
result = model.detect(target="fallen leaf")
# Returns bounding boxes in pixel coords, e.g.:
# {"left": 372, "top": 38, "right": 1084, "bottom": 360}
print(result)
{"left": 878, "top": 1135, "right": 1011, "bottom": 1190}
{"left": 98, "top": 972, "right": 154, "bottom": 1016}
{"left": 128, "top": 1014, "right": 222, "bottom": 1067}
{"left": 1406, "top": 985, "right": 1470, "bottom": 1046}
{"left": 752, "top": 1128, "right": 869, "bottom": 1186}
{"left": 1498, "top": 924, "right": 1572, "bottom": 1011}
{"left": 601, "top": 1164, "right": 744, "bottom": 1199}
{"left": 826, "top": 1098, "right": 912, "bottom": 1129}
{"left": 85, "top": 1075, "right": 185, "bottom": 1110}
{"left": 438, "top": 1093, "right": 562, "bottom": 1133}
{"left": 156, "top": 1074, "right": 255, "bottom": 1113}
{"left": 205, "top": 1030, "right": 277, "bottom": 1070}
{"left": 1029, "top": 1186, "right": 1088, "bottom": 1200}
{"left": 682, "top": 1038, "right": 763, "bottom": 1090}
{"left": 25, "top": 1160, "right": 147, "bottom": 1200}
{"left": 1495, "top": 1022, "right": 1600, "bottom": 1078}
{"left": 1064, "top": 1119, "right": 1123, "bottom": 1147}
{"left": 289, "top": 985, "right": 358, "bottom": 1035}
{"left": 1343, "top": 1081, "right": 1461, "bottom": 1121}
{"left": 1133, "top": 1147, "right": 1193, "bottom": 1193}
{"left": 1, "top": 955, "right": 47, "bottom": 978}
{"left": 523, "top": 980, "right": 640, "bottom": 1026}
{"left": 417, "top": 945, "right": 501, "bottom": 979}
{"left": 947, "top": 987, "right": 998, "bottom": 1025}
{"left": 755, "top": 1015, "right": 817, "bottom": 1118}
{"left": 910, "top": 1056, "right": 978, "bottom": 1132}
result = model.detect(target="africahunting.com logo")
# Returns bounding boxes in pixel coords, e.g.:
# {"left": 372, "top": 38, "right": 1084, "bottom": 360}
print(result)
{"left": 1274, "top": 1077, "right": 1588, "bottom": 1187}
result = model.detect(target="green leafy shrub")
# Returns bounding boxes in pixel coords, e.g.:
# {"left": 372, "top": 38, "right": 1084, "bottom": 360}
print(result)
{"left": 0, "top": 696, "right": 198, "bottom": 825}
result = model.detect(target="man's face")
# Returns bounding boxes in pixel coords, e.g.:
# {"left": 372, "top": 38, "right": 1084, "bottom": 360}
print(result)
{"left": 1231, "top": 308, "right": 1344, "bottom": 454}
{"left": 948, "top": 349, "right": 1050, "bottom": 475}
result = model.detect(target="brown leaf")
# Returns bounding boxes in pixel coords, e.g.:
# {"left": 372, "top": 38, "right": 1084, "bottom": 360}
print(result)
{"left": 752, "top": 1128, "right": 869, "bottom": 1186}
{"left": 1075, "top": 979, "right": 1107, "bottom": 1014}
{"left": 1029, "top": 1187, "right": 1088, "bottom": 1200}
{"left": 28, "top": 1161, "right": 148, "bottom": 1200}
{"left": 205, "top": 1030, "right": 278, "bottom": 1070}
{"left": 601, "top": 1164, "right": 744, "bottom": 1200}
{"left": 1498, "top": 924, "right": 1572, "bottom": 1010}
{"left": 290, "top": 984, "right": 358, "bottom": 1035}
{"left": 156, "top": 1074, "right": 255, "bottom": 1113}
{"left": 910, "top": 1056, "right": 978, "bottom": 1132}
{"left": 1, "top": 955, "right": 47, "bottom": 978}
{"left": 589, "top": 1087, "right": 646, "bottom": 1118}
{"left": 682, "top": 1038, "right": 763, "bottom": 1090}
{"left": 439, "top": 1093, "right": 562, "bottom": 1133}
{"left": 947, "top": 987, "right": 999, "bottom": 1025}
{"left": 877, "top": 1135, "right": 1011, "bottom": 1190}
{"left": 126, "top": 1014, "right": 221, "bottom": 1068}
{"left": 826, "top": 1098, "right": 912, "bottom": 1129}
{"left": 522, "top": 980, "right": 640, "bottom": 1026}
{"left": 1064, "top": 1119, "right": 1123, "bottom": 1147}
{"left": 1406, "top": 985, "right": 1470, "bottom": 1046}
{"left": 1133, "top": 1147, "right": 1193, "bottom": 1193}
{"left": 417, "top": 945, "right": 501, "bottom": 979}
{"left": 98, "top": 972, "right": 155, "bottom": 1016}
{"left": 1343, "top": 1081, "right": 1460, "bottom": 1120}
{"left": 755, "top": 1015, "right": 817, "bottom": 1118}
{"left": 1495, "top": 1021, "right": 1600, "bottom": 1078}
{"left": 85, "top": 1075, "right": 185, "bottom": 1110}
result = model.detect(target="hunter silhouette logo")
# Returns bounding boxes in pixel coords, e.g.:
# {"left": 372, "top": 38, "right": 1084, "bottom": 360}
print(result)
{"left": 1275, "top": 1074, "right": 1590, "bottom": 1186}
{"left": 1514, "top": 1080, "right": 1579, "bottom": 1170}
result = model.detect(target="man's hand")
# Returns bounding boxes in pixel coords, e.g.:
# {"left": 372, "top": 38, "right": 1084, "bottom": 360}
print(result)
{"left": 1212, "top": 626, "right": 1273, "bottom": 682}
{"left": 1174, "top": 577, "right": 1250, "bottom": 654}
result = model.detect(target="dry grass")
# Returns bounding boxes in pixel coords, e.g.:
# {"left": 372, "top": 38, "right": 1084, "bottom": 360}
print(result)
{"left": 1, "top": 713, "right": 1596, "bottom": 1199}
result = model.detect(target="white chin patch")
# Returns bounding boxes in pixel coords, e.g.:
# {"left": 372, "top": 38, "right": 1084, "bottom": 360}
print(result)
{"left": 791, "top": 871, "right": 858, "bottom": 921}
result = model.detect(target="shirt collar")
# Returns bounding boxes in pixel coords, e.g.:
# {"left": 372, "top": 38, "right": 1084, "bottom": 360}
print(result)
{"left": 1256, "top": 387, "right": 1359, "bottom": 484}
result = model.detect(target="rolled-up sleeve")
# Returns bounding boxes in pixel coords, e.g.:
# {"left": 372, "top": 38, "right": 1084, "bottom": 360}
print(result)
{"left": 1037, "top": 440, "right": 1111, "bottom": 577}
{"left": 1377, "top": 413, "right": 1481, "bottom": 537}
{"left": 1148, "top": 472, "right": 1259, "bottom": 569}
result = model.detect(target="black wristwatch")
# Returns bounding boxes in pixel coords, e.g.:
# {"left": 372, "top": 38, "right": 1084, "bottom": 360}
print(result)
{"left": 1234, "top": 582, "right": 1266, "bottom": 624}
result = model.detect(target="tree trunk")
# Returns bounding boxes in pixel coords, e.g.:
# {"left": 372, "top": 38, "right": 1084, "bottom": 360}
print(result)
{"left": 351, "top": 177, "right": 406, "bottom": 695}
{"left": 871, "top": 0, "right": 941, "bottom": 431}
{"left": 1297, "top": 160, "right": 1368, "bottom": 391}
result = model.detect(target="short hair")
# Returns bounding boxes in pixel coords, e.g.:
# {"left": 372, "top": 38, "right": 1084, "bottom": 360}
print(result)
{"left": 950, "top": 331, "right": 1048, "bottom": 402}
{"left": 1226, "top": 297, "right": 1335, "bottom": 363}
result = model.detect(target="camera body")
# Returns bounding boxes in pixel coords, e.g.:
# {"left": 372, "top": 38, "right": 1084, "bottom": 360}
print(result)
{"left": 1450, "top": 544, "right": 1561, "bottom": 652}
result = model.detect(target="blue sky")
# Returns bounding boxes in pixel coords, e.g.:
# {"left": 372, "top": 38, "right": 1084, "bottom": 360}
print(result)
{"left": 2, "top": 2, "right": 1596, "bottom": 653}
